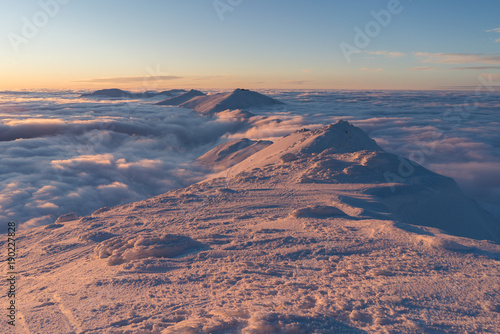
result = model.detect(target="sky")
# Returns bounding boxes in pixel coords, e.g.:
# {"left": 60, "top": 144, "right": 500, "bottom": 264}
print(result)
{"left": 0, "top": 0, "right": 499, "bottom": 90}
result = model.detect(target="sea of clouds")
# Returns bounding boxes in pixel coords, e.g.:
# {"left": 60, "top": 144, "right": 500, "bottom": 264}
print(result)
{"left": 1, "top": 89, "right": 499, "bottom": 229}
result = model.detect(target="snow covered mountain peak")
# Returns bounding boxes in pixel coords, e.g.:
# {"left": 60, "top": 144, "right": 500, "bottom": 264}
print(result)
{"left": 212, "top": 121, "right": 500, "bottom": 242}
{"left": 295, "top": 120, "right": 384, "bottom": 154}
{"left": 178, "top": 89, "right": 284, "bottom": 114}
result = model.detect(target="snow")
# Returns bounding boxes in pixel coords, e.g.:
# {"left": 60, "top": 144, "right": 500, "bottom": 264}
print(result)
{"left": 177, "top": 89, "right": 285, "bottom": 115}
{"left": 2, "top": 119, "right": 499, "bottom": 333}
{"left": 95, "top": 234, "right": 205, "bottom": 266}
{"left": 155, "top": 89, "right": 206, "bottom": 106}
{"left": 81, "top": 88, "right": 186, "bottom": 99}
{"left": 196, "top": 138, "right": 273, "bottom": 171}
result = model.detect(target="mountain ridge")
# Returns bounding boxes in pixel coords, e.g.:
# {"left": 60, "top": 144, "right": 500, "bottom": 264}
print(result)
{"left": 81, "top": 88, "right": 186, "bottom": 99}
{"left": 5, "top": 120, "right": 500, "bottom": 334}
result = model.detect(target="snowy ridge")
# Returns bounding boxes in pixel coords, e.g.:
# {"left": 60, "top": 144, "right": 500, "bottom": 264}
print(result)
{"left": 2, "top": 121, "right": 499, "bottom": 333}
{"left": 176, "top": 89, "right": 285, "bottom": 114}
{"left": 155, "top": 89, "right": 206, "bottom": 106}
{"left": 196, "top": 138, "right": 273, "bottom": 171}
{"left": 219, "top": 120, "right": 500, "bottom": 242}
{"left": 81, "top": 88, "right": 186, "bottom": 99}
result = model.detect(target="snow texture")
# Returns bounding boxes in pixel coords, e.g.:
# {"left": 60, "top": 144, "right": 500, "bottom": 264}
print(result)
{"left": 2, "top": 89, "right": 500, "bottom": 229}
{"left": 2, "top": 120, "right": 499, "bottom": 334}
{"left": 95, "top": 234, "right": 205, "bottom": 265}
{"left": 221, "top": 121, "right": 500, "bottom": 242}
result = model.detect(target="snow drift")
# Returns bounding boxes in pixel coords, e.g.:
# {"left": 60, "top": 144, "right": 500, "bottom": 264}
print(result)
{"left": 95, "top": 234, "right": 206, "bottom": 266}
{"left": 3, "top": 119, "right": 500, "bottom": 334}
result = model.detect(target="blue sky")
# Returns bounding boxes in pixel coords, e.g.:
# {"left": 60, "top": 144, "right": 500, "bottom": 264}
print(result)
{"left": 0, "top": 0, "right": 499, "bottom": 90}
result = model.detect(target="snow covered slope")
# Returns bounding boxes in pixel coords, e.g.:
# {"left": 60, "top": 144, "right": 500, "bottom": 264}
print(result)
{"left": 196, "top": 138, "right": 273, "bottom": 171}
{"left": 178, "top": 89, "right": 285, "bottom": 114}
{"left": 2, "top": 121, "right": 499, "bottom": 334}
{"left": 155, "top": 89, "right": 206, "bottom": 106}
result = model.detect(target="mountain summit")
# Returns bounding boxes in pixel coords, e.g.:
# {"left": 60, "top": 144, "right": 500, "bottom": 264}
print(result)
{"left": 81, "top": 88, "right": 186, "bottom": 99}
{"left": 8, "top": 121, "right": 500, "bottom": 334}
{"left": 217, "top": 121, "right": 500, "bottom": 242}
{"left": 155, "top": 89, "right": 206, "bottom": 105}
{"left": 223, "top": 120, "right": 385, "bottom": 175}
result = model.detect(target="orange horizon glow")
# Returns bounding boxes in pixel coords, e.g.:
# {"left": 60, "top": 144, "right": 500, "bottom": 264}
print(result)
{"left": 0, "top": 74, "right": 475, "bottom": 92}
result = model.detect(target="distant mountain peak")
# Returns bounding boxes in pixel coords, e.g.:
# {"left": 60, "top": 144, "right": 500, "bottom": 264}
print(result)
{"left": 157, "top": 89, "right": 284, "bottom": 114}
{"left": 81, "top": 88, "right": 186, "bottom": 99}
{"left": 155, "top": 89, "right": 206, "bottom": 106}
{"left": 298, "top": 120, "right": 383, "bottom": 154}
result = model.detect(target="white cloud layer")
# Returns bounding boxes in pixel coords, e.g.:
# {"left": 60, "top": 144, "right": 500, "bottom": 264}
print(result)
{"left": 364, "top": 51, "right": 405, "bottom": 58}
{"left": 1, "top": 89, "right": 499, "bottom": 228}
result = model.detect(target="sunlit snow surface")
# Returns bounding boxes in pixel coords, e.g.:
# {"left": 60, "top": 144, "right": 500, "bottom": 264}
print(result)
{"left": 1, "top": 91, "right": 500, "bottom": 334}
{"left": 1, "top": 89, "right": 499, "bottom": 228}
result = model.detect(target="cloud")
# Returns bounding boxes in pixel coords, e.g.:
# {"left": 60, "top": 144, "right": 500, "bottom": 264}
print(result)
{"left": 0, "top": 119, "right": 67, "bottom": 141}
{"left": 486, "top": 28, "right": 500, "bottom": 33}
{"left": 281, "top": 80, "right": 309, "bottom": 85}
{"left": 364, "top": 51, "right": 405, "bottom": 58}
{"left": 453, "top": 66, "right": 500, "bottom": 70}
{"left": 438, "top": 86, "right": 500, "bottom": 90}
{"left": 52, "top": 154, "right": 115, "bottom": 168}
{"left": 76, "top": 75, "right": 182, "bottom": 83}
{"left": 227, "top": 115, "right": 312, "bottom": 142}
{"left": 415, "top": 52, "right": 500, "bottom": 64}
{"left": 408, "top": 67, "right": 435, "bottom": 71}
{"left": 22, "top": 215, "right": 54, "bottom": 229}
{"left": 37, "top": 202, "right": 59, "bottom": 209}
